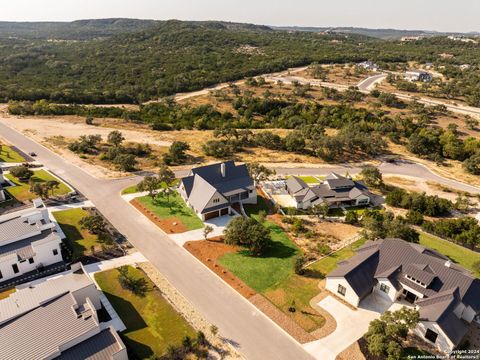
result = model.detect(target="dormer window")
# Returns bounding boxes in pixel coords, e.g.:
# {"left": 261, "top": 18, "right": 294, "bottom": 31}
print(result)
{"left": 405, "top": 274, "right": 427, "bottom": 288}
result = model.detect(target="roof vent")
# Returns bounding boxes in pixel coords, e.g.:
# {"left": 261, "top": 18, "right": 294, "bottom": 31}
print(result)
{"left": 221, "top": 163, "right": 226, "bottom": 178}
{"left": 445, "top": 260, "right": 452, "bottom": 268}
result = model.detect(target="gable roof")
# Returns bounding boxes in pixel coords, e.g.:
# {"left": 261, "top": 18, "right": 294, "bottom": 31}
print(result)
{"left": 286, "top": 176, "right": 308, "bottom": 194}
{"left": 327, "top": 238, "right": 480, "bottom": 346}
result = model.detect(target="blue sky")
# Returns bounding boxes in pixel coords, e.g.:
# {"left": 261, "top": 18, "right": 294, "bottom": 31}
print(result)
{"left": 2, "top": 0, "right": 480, "bottom": 32}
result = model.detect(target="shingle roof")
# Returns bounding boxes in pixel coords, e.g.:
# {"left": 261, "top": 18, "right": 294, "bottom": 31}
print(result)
{"left": 286, "top": 176, "right": 308, "bottom": 194}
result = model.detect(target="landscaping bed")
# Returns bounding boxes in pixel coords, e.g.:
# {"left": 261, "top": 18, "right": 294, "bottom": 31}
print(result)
{"left": 131, "top": 192, "right": 203, "bottom": 234}
{"left": 95, "top": 266, "right": 196, "bottom": 359}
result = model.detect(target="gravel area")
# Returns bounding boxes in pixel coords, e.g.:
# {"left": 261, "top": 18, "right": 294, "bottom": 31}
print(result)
{"left": 139, "top": 262, "right": 243, "bottom": 360}
{"left": 336, "top": 341, "right": 366, "bottom": 360}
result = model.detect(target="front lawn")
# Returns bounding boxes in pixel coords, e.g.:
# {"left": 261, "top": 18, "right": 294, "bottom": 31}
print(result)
{"left": 5, "top": 169, "right": 71, "bottom": 202}
{"left": 95, "top": 267, "right": 196, "bottom": 359}
{"left": 53, "top": 208, "right": 104, "bottom": 259}
{"left": 219, "top": 220, "right": 301, "bottom": 292}
{"left": 419, "top": 231, "right": 480, "bottom": 278}
{"left": 0, "top": 145, "right": 25, "bottom": 163}
{"left": 136, "top": 191, "right": 204, "bottom": 231}
{"left": 121, "top": 185, "right": 139, "bottom": 195}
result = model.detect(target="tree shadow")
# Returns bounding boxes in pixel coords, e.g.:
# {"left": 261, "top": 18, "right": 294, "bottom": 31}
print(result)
{"left": 123, "top": 336, "right": 154, "bottom": 360}
{"left": 302, "top": 268, "right": 325, "bottom": 280}
{"left": 101, "top": 292, "right": 148, "bottom": 333}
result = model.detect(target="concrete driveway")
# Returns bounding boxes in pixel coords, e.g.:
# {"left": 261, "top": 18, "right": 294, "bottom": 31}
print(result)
{"left": 168, "top": 214, "right": 236, "bottom": 245}
{"left": 303, "top": 294, "right": 394, "bottom": 360}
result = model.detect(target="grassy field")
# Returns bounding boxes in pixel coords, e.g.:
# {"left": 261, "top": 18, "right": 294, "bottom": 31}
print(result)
{"left": 121, "top": 185, "right": 139, "bottom": 195}
{"left": 0, "top": 145, "right": 25, "bottom": 163}
{"left": 136, "top": 191, "right": 204, "bottom": 231}
{"left": 95, "top": 267, "right": 196, "bottom": 359}
{"left": 419, "top": 231, "right": 480, "bottom": 278}
{"left": 5, "top": 169, "right": 71, "bottom": 202}
{"left": 53, "top": 208, "right": 103, "bottom": 259}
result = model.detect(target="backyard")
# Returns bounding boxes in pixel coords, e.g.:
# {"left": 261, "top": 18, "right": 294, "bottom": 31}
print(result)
{"left": 419, "top": 231, "right": 480, "bottom": 278}
{"left": 133, "top": 191, "right": 204, "bottom": 233}
{"left": 95, "top": 266, "right": 196, "bottom": 359}
{"left": 5, "top": 169, "right": 71, "bottom": 202}
{"left": 0, "top": 145, "right": 25, "bottom": 163}
{"left": 52, "top": 208, "right": 105, "bottom": 259}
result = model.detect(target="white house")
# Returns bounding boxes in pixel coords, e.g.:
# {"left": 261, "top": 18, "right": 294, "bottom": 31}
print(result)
{"left": 285, "top": 173, "right": 374, "bottom": 210}
{"left": 0, "top": 199, "right": 64, "bottom": 284}
{"left": 405, "top": 70, "right": 433, "bottom": 82}
{"left": 0, "top": 262, "right": 128, "bottom": 359}
{"left": 326, "top": 239, "right": 480, "bottom": 354}
{"left": 178, "top": 161, "right": 257, "bottom": 220}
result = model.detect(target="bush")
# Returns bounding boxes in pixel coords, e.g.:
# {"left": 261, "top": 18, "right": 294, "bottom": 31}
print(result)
{"left": 345, "top": 210, "right": 359, "bottom": 225}
{"left": 385, "top": 188, "right": 452, "bottom": 217}
{"left": 294, "top": 256, "right": 307, "bottom": 275}
{"left": 224, "top": 217, "right": 271, "bottom": 256}
{"left": 10, "top": 165, "right": 33, "bottom": 180}
{"left": 317, "top": 243, "right": 331, "bottom": 255}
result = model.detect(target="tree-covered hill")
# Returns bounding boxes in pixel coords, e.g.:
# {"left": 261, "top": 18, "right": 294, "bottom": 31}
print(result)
{"left": 0, "top": 19, "right": 479, "bottom": 104}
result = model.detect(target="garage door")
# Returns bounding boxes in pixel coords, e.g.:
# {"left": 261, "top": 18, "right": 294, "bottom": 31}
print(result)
{"left": 220, "top": 208, "right": 229, "bottom": 216}
{"left": 204, "top": 210, "right": 220, "bottom": 220}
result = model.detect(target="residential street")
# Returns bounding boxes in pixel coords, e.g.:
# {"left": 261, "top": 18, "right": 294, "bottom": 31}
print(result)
{"left": 0, "top": 122, "right": 314, "bottom": 360}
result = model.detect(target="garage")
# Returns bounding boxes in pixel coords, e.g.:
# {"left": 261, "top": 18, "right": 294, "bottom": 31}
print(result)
{"left": 220, "top": 208, "right": 229, "bottom": 216}
{"left": 204, "top": 207, "right": 229, "bottom": 220}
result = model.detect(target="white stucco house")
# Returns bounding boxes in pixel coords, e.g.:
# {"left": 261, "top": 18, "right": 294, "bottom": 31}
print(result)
{"left": 326, "top": 238, "right": 480, "bottom": 354}
{"left": 0, "top": 199, "right": 64, "bottom": 284}
{"left": 178, "top": 161, "right": 257, "bottom": 220}
{"left": 286, "top": 173, "right": 374, "bottom": 210}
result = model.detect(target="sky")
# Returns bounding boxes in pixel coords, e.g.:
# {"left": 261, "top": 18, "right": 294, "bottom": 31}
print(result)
{"left": 1, "top": 0, "right": 480, "bottom": 33}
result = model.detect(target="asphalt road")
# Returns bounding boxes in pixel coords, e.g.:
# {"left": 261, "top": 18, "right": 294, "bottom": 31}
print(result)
{"left": 0, "top": 122, "right": 314, "bottom": 360}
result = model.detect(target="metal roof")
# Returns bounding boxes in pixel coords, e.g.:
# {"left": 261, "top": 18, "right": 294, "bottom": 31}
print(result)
{"left": 0, "top": 230, "right": 61, "bottom": 261}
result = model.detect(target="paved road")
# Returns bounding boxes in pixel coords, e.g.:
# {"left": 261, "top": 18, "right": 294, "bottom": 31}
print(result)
{"left": 0, "top": 122, "right": 314, "bottom": 360}
{"left": 357, "top": 74, "right": 387, "bottom": 91}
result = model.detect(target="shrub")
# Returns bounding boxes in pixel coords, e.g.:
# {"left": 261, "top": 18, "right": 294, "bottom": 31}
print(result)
{"left": 10, "top": 165, "right": 33, "bottom": 180}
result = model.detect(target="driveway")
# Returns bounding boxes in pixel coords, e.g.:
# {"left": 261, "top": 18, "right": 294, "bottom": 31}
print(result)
{"left": 168, "top": 214, "right": 236, "bottom": 245}
{"left": 303, "top": 294, "right": 395, "bottom": 360}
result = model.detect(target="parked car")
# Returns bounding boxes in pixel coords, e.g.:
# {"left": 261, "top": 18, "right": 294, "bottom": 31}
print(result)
{"left": 29, "top": 152, "right": 37, "bottom": 157}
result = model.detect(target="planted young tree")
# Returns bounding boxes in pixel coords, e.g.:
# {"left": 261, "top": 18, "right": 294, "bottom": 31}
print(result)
{"left": 45, "top": 180, "right": 60, "bottom": 196}
{"left": 365, "top": 307, "right": 419, "bottom": 360}
{"left": 246, "top": 162, "right": 275, "bottom": 184}
{"left": 29, "top": 182, "right": 49, "bottom": 198}
{"left": 224, "top": 217, "right": 271, "bottom": 256}
{"left": 117, "top": 266, "right": 148, "bottom": 296}
{"left": 203, "top": 225, "right": 214, "bottom": 240}
{"left": 137, "top": 176, "right": 162, "bottom": 198}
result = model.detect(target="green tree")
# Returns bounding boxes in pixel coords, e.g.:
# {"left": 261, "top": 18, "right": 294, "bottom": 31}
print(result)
{"left": 158, "top": 164, "right": 176, "bottom": 186}
{"left": 79, "top": 215, "right": 105, "bottom": 235}
{"left": 107, "top": 130, "right": 125, "bottom": 147}
{"left": 137, "top": 176, "right": 162, "bottom": 198}
{"left": 360, "top": 166, "right": 383, "bottom": 188}
{"left": 203, "top": 225, "right": 214, "bottom": 240}
{"left": 246, "top": 162, "right": 275, "bottom": 183}
{"left": 113, "top": 153, "right": 137, "bottom": 171}
{"left": 164, "top": 141, "right": 190, "bottom": 165}
{"left": 224, "top": 217, "right": 271, "bottom": 256}
{"left": 312, "top": 202, "right": 330, "bottom": 219}
{"left": 10, "top": 165, "right": 33, "bottom": 180}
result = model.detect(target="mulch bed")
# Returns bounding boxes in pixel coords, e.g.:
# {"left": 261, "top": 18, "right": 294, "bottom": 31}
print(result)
{"left": 184, "top": 237, "right": 256, "bottom": 299}
{"left": 131, "top": 199, "right": 188, "bottom": 234}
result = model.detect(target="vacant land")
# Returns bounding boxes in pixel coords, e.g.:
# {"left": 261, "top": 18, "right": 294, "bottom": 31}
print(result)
{"left": 95, "top": 266, "right": 196, "bottom": 359}
{"left": 133, "top": 192, "right": 204, "bottom": 233}
{"left": 0, "top": 287, "right": 16, "bottom": 300}
{"left": 52, "top": 208, "right": 104, "bottom": 259}
{"left": 419, "top": 231, "right": 480, "bottom": 278}
{"left": 5, "top": 169, "right": 71, "bottom": 202}
{"left": 0, "top": 145, "right": 25, "bottom": 163}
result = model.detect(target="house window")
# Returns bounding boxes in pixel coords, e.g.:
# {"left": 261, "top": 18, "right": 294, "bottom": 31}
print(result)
{"left": 337, "top": 284, "right": 347, "bottom": 296}
{"left": 12, "top": 264, "right": 19, "bottom": 274}
{"left": 213, "top": 198, "right": 220, "bottom": 204}
{"left": 380, "top": 283, "right": 390, "bottom": 294}
{"left": 53, "top": 249, "right": 59, "bottom": 256}
{"left": 28, "top": 258, "right": 34, "bottom": 264}
{"left": 425, "top": 329, "right": 438, "bottom": 343}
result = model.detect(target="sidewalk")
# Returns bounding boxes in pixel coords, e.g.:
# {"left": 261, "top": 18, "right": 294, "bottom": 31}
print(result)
{"left": 83, "top": 252, "right": 148, "bottom": 277}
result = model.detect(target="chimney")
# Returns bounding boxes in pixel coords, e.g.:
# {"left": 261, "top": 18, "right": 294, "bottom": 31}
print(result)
{"left": 221, "top": 163, "right": 226, "bottom": 178}
{"left": 445, "top": 260, "right": 452, "bottom": 268}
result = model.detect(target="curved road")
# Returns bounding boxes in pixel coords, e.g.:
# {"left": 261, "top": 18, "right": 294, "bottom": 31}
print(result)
{"left": 0, "top": 122, "right": 314, "bottom": 360}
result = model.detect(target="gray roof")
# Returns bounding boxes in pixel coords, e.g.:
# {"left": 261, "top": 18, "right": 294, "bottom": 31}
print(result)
{"left": 57, "top": 326, "right": 126, "bottom": 360}
{"left": 180, "top": 161, "right": 254, "bottom": 213}
{"left": 0, "top": 229, "right": 61, "bottom": 261}
{"left": 327, "top": 238, "right": 480, "bottom": 346}
{"left": 286, "top": 176, "right": 309, "bottom": 195}
{"left": 0, "top": 213, "right": 48, "bottom": 243}
{"left": 0, "top": 292, "right": 99, "bottom": 360}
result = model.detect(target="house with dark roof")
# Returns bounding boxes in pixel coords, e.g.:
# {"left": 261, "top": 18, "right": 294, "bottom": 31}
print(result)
{"left": 286, "top": 173, "right": 374, "bottom": 210}
{"left": 0, "top": 262, "right": 127, "bottom": 359}
{"left": 326, "top": 238, "right": 480, "bottom": 353}
{"left": 0, "top": 199, "right": 64, "bottom": 284}
{"left": 178, "top": 161, "right": 257, "bottom": 220}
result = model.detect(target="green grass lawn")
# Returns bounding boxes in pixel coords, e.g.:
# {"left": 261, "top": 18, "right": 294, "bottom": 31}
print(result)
{"left": 95, "top": 267, "right": 196, "bottom": 359}
{"left": 0, "top": 145, "right": 25, "bottom": 163}
{"left": 419, "top": 231, "right": 480, "bottom": 278}
{"left": 219, "top": 220, "right": 301, "bottom": 292}
{"left": 136, "top": 191, "right": 204, "bottom": 231}
{"left": 298, "top": 175, "right": 320, "bottom": 184}
{"left": 308, "top": 238, "right": 366, "bottom": 277}
{"left": 5, "top": 169, "right": 71, "bottom": 202}
{"left": 121, "top": 185, "right": 139, "bottom": 195}
{"left": 53, "top": 208, "right": 103, "bottom": 259}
